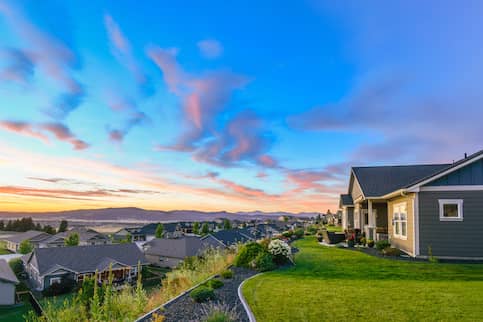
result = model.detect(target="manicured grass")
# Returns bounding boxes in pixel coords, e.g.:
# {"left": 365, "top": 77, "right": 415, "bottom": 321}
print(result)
{"left": 243, "top": 237, "right": 483, "bottom": 322}
{"left": 0, "top": 241, "right": 12, "bottom": 255}
{"left": 324, "top": 225, "right": 343, "bottom": 232}
{"left": 0, "top": 303, "right": 33, "bottom": 322}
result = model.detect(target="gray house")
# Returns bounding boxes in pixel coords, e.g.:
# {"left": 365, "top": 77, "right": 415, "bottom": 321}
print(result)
{"left": 23, "top": 243, "right": 148, "bottom": 290}
{"left": 2, "top": 230, "right": 52, "bottom": 253}
{"left": 340, "top": 149, "right": 483, "bottom": 259}
{"left": 201, "top": 229, "right": 254, "bottom": 248}
{"left": 0, "top": 259, "right": 19, "bottom": 305}
{"left": 143, "top": 236, "right": 211, "bottom": 268}
{"left": 39, "top": 228, "right": 111, "bottom": 248}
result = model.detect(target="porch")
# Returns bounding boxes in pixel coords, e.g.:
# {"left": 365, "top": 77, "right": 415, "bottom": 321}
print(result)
{"left": 344, "top": 200, "right": 389, "bottom": 241}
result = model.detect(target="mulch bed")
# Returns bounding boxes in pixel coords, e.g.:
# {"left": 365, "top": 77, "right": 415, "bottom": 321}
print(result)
{"left": 161, "top": 267, "right": 256, "bottom": 322}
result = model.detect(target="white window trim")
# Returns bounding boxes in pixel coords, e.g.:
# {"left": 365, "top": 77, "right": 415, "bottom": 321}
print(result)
{"left": 439, "top": 199, "right": 463, "bottom": 221}
{"left": 393, "top": 202, "right": 408, "bottom": 240}
{"left": 50, "top": 277, "right": 62, "bottom": 286}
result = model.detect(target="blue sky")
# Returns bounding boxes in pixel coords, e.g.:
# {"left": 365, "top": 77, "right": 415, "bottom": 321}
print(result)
{"left": 0, "top": 0, "right": 482, "bottom": 212}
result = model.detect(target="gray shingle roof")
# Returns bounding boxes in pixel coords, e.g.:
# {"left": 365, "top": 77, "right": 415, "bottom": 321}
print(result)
{"left": 3, "top": 230, "right": 51, "bottom": 244}
{"left": 29, "top": 243, "right": 148, "bottom": 276}
{"left": 43, "top": 228, "right": 108, "bottom": 244}
{"left": 204, "top": 229, "right": 253, "bottom": 246}
{"left": 352, "top": 164, "right": 450, "bottom": 197}
{"left": 340, "top": 194, "right": 353, "bottom": 206}
{"left": 144, "top": 236, "right": 209, "bottom": 258}
{"left": 0, "top": 259, "right": 19, "bottom": 284}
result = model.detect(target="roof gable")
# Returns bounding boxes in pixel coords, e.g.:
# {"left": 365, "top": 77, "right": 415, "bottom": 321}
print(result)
{"left": 352, "top": 164, "right": 450, "bottom": 197}
{"left": 0, "top": 259, "right": 19, "bottom": 284}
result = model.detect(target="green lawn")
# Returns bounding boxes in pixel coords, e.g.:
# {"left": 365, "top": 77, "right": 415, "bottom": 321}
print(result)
{"left": 0, "top": 241, "right": 12, "bottom": 255}
{"left": 243, "top": 237, "right": 483, "bottom": 322}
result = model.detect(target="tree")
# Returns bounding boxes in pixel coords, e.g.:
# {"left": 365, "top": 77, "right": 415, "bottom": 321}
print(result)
{"left": 193, "top": 222, "right": 200, "bottom": 235}
{"left": 43, "top": 225, "right": 56, "bottom": 235}
{"left": 0, "top": 220, "right": 4, "bottom": 230}
{"left": 201, "top": 223, "right": 209, "bottom": 235}
{"left": 65, "top": 233, "right": 80, "bottom": 246}
{"left": 223, "top": 219, "right": 232, "bottom": 230}
{"left": 155, "top": 223, "right": 164, "bottom": 238}
{"left": 19, "top": 239, "right": 33, "bottom": 254}
{"left": 58, "top": 220, "right": 68, "bottom": 233}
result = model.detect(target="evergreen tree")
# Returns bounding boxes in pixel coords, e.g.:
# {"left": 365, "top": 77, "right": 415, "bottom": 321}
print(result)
{"left": 201, "top": 222, "right": 209, "bottom": 235}
{"left": 0, "top": 221, "right": 4, "bottom": 230}
{"left": 155, "top": 223, "right": 164, "bottom": 238}
{"left": 43, "top": 225, "right": 56, "bottom": 235}
{"left": 58, "top": 220, "right": 68, "bottom": 233}
{"left": 65, "top": 233, "right": 80, "bottom": 246}
{"left": 193, "top": 222, "right": 200, "bottom": 235}
{"left": 223, "top": 218, "right": 232, "bottom": 230}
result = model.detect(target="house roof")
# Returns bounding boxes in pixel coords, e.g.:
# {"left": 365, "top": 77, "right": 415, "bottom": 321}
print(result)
{"left": 0, "top": 259, "right": 19, "bottom": 284}
{"left": 352, "top": 164, "right": 450, "bottom": 197}
{"left": 2, "top": 230, "right": 52, "bottom": 244}
{"left": 27, "top": 243, "right": 148, "bottom": 276}
{"left": 203, "top": 229, "right": 253, "bottom": 246}
{"left": 339, "top": 194, "right": 354, "bottom": 206}
{"left": 144, "top": 236, "right": 209, "bottom": 258}
{"left": 43, "top": 227, "right": 108, "bottom": 244}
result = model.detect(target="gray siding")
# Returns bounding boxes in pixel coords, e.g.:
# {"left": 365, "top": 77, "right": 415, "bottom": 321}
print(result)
{"left": 428, "top": 159, "right": 483, "bottom": 186}
{"left": 419, "top": 190, "right": 483, "bottom": 257}
{"left": 0, "top": 281, "right": 16, "bottom": 305}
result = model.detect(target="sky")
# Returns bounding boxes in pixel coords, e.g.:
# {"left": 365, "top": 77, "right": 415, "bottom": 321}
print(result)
{"left": 0, "top": 0, "right": 482, "bottom": 213}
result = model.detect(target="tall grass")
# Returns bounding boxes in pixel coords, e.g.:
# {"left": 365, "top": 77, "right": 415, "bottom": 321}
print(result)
{"left": 145, "top": 247, "right": 236, "bottom": 311}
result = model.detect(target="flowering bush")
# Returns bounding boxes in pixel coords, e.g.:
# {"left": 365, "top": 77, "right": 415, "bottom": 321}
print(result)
{"left": 268, "top": 239, "right": 291, "bottom": 264}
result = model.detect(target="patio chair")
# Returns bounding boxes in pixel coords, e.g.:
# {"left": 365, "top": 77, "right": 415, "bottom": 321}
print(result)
{"left": 321, "top": 229, "right": 346, "bottom": 244}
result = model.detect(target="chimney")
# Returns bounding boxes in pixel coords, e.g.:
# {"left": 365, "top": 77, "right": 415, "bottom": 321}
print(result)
{"left": 464, "top": 153, "right": 468, "bottom": 159}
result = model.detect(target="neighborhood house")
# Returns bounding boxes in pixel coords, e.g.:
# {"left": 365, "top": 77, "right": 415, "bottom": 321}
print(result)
{"left": 23, "top": 243, "right": 148, "bottom": 290}
{"left": 340, "top": 150, "right": 483, "bottom": 259}
{"left": 0, "top": 259, "right": 19, "bottom": 305}
{"left": 39, "top": 227, "right": 111, "bottom": 248}
{"left": 2, "top": 230, "right": 52, "bottom": 252}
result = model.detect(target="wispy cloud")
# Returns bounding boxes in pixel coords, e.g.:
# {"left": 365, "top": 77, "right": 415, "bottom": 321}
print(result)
{"left": 0, "top": 120, "right": 88, "bottom": 150}
{"left": 197, "top": 39, "right": 223, "bottom": 59}
{"left": 104, "top": 14, "right": 153, "bottom": 96}
{"left": 0, "top": 1, "right": 85, "bottom": 120}
{"left": 0, "top": 48, "right": 35, "bottom": 84}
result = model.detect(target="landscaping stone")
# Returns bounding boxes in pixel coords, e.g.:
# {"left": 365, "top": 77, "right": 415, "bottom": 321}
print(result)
{"left": 145, "top": 267, "right": 256, "bottom": 322}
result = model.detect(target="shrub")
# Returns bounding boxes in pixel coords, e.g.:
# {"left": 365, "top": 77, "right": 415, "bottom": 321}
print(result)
{"left": 234, "top": 242, "right": 263, "bottom": 267}
{"left": 383, "top": 247, "right": 402, "bottom": 257}
{"left": 367, "top": 239, "right": 375, "bottom": 248}
{"left": 282, "top": 231, "right": 293, "bottom": 238}
{"left": 428, "top": 245, "right": 439, "bottom": 263}
{"left": 190, "top": 286, "right": 215, "bottom": 303}
{"left": 376, "top": 240, "right": 391, "bottom": 251}
{"left": 201, "top": 302, "right": 240, "bottom": 322}
{"left": 268, "top": 239, "right": 291, "bottom": 265}
{"left": 293, "top": 228, "right": 304, "bottom": 239}
{"left": 42, "top": 278, "right": 76, "bottom": 297}
{"left": 207, "top": 279, "right": 224, "bottom": 289}
{"left": 305, "top": 225, "right": 318, "bottom": 235}
{"left": 359, "top": 237, "right": 367, "bottom": 246}
{"left": 254, "top": 251, "right": 276, "bottom": 272}
{"left": 220, "top": 269, "right": 233, "bottom": 279}
{"left": 9, "top": 258, "right": 23, "bottom": 276}
{"left": 259, "top": 238, "right": 271, "bottom": 251}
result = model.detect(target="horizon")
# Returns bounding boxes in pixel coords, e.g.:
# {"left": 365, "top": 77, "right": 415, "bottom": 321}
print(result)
{"left": 1, "top": 1, "right": 483, "bottom": 213}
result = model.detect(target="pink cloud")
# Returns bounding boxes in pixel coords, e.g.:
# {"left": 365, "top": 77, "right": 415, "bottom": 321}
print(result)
{"left": 40, "top": 123, "right": 89, "bottom": 150}
{"left": 0, "top": 121, "right": 48, "bottom": 142}
{"left": 197, "top": 39, "right": 223, "bottom": 59}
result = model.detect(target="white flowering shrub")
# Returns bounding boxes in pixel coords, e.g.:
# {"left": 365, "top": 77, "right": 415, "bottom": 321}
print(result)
{"left": 268, "top": 239, "right": 291, "bottom": 264}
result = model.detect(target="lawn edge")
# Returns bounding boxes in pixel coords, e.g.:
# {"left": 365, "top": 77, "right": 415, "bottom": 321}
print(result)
{"left": 238, "top": 273, "right": 263, "bottom": 322}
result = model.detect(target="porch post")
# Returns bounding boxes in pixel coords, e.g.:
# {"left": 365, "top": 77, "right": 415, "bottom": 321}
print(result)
{"left": 368, "top": 200, "right": 374, "bottom": 240}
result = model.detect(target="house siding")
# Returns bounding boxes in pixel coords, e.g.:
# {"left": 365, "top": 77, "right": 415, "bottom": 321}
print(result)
{"left": 350, "top": 176, "right": 364, "bottom": 202}
{"left": 418, "top": 190, "right": 483, "bottom": 257}
{"left": 145, "top": 254, "right": 182, "bottom": 268}
{"left": 388, "top": 194, "right": 415, "bottom": 256}
{"left": 427, "top": 159, "right": 483, "bottom": 186}
{"left": 0, "top": 281, "right": 16, "bottom": 305}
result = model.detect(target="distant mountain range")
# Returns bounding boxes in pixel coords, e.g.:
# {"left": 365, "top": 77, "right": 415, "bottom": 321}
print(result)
{"left": 0, "top": 207, "right": 318, "bottom": 224}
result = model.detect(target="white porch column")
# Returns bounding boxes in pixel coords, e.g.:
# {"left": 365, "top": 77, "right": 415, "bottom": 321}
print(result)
{"left": 342, "top": 207, "right": 347, "bottom": 230}
{"left": 354, "top": 203, "right": 360, "bottom": 229}
{"left": 368, "top": 200, "right": 375, "bottom": 240}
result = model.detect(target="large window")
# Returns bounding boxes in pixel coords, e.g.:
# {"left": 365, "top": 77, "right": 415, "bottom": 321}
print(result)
{"left": 439, "top": 199, "right": 463, "bottom": 221}
{"left": 393, "top": 203, "right": 407, "bottom": 239}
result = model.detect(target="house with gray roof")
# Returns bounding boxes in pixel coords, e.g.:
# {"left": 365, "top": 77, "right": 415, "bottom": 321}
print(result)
{"left": 39, "top": 227, "right": 111, "bottom": 248}
{"left": 201, "top": 229, "right": 254, "bottom": 248}
{"left": 142, "top": 236, "right": 211, "bottom": 268}
{"left": 339, "top": 149, "right": 483, "bottom": 259}
{"left": 0, "top": 259, "right": 19, "bottom": 305}
{"left": 23, "top": 243, "right": 148, "bottom": 290}
{"left": 2, "top": 230, "right": 52, "bottom": 253}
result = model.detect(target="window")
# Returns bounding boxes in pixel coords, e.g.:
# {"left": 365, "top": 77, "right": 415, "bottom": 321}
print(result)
{"left": 50, "top": 277, "right": 62, "bottom": 285}
{"left": 393, "top": 203, "right": 407, "bottom": 239}
{"left": 439, "top": 199, "right": 463, "bottom": 221}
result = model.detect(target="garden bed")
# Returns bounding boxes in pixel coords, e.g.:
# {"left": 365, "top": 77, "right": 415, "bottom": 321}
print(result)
{"left": 161, "top": 267, "right": 256, "bottom": 322}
